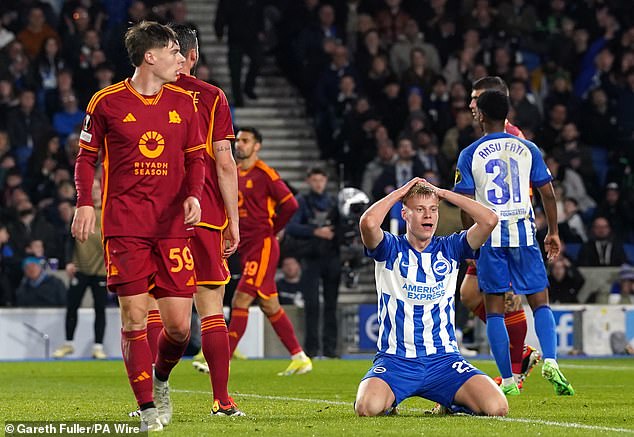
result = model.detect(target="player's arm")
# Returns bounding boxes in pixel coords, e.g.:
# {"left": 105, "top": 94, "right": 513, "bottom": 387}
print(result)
{"left": 536, "top": 181, "right": 561, "bottom": 261}
{"left": 214, "top": 138, "right": 240, "bottom": 256}
{"left": 272, "top": 182, "right": 299, "bottom": 234}
{"left": 183, "top": 102, "right": 206, "bottom": 225}
{"left": 437, "top": 186, "right": 498, "bottom": 251}
{"left": 360, "top": 177, "right": 422, "bottom": 250}
{"left": 460, "top": 196, "right": 476, "bottom": 229}
{"left": 453, "top": 149, "right": 476, "bottom": 230}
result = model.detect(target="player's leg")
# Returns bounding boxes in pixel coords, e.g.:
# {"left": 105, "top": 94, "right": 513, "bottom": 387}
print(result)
{"left": 453, "top": 374, "right": 508, "bottom": 416}
{"left": 510, "top": 246, "right": 574, "bottom": 395}
{"left": 89, "top": 274, "right": 108, "bottom": 359}
{"left": 355, "top": 378, "right": 396, "bottom": 417}
{"left": 479, "top": 247, "right": 518, "bottom": 394}
{"left": 460, "top": 265, "right": 487, "bottom": 322}
{"left": 228, "top": 289, "right": 255, "bottom": 355}
{"left": 53, "top": 273, "right": 88, "bottom": 358}
{"left": 146, "top": 295, "right": 162, "bottom": 362}
{"left": 503, "top": 292, "right": 531, "bottom": 382}
{"left": 258, "top": 293, "right": 312, "bottom": 376}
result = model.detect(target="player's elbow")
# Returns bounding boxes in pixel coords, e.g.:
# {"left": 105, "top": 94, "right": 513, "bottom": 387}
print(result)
{"left": 359, "top": 213, "right": 378, "bottom": 234}
{"left": 483, "top": 211, "right": 498, "bottom": 231}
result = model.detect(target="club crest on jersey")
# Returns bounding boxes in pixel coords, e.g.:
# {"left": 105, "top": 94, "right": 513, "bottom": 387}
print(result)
{"left": 246, "top": 179, "right": 253, "bottom": 189}
{"left": 432, "top": 259, "right": 451, "bottom": 276}
{"left": 168, "top": 110, "right": 181, "bottom": 124}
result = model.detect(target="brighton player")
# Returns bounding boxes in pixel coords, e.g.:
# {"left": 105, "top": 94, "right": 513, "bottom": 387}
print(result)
{"left": 72, "top": 22, "right": 205, "bottom": 431}
{"left": 229, "top": 127, "right": 312, "bottom": 376}
{"left": 454, "top": 90, "right": 574, "bottom": 396}
{"left": 355, "top": 178, "right": 508, "bottom": 417}
{"left": 463, "top": 76, "right": 541, "bottom": 387}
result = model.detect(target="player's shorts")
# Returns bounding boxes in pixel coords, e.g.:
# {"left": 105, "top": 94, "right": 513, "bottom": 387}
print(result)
{"left": 191, "top": 227, "right": 230, "bottom": 286}
{"left": 477, "top": 244, "right": 548, "bottom": 295}
{"left": 362, "top": 352, "right": 484, "bottom": 407}
{"left": 237, "top": 236, "right": 279, "bottom": 299}
{"left": 104, "top": 236, "right": 196, "bottom": 299}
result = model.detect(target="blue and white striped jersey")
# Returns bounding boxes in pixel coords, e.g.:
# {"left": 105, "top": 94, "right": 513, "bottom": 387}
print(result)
{"left": 365, "top": 231, "right": 476, "bottom": 358}
{"left": 454, "top": 132, "right": 551, "bottom": 247}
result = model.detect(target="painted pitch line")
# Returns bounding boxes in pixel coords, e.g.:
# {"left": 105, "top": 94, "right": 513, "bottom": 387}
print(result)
{"left": 172, "top": 389, "right": 634, "bottom": 434}
{"left": 561, "top": 364, "right": 634, "bottom": 371}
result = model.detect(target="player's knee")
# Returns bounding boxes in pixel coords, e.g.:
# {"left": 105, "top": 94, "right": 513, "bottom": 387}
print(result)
{"left": 354, "top": 397, "right": 386, "bottom": 417}
{"left": 260, "top": 299, "right": 280, "bottom": 316}
{"left": 482, "top": 396, "right": 508, "bottom": 417}
{"left": 163, "top": 323, "right": 190, "bottom": 343}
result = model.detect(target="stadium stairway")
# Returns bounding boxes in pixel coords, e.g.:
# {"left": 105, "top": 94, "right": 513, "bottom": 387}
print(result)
{"left": 186, "top": 0, "right": 375, "bottom": 304}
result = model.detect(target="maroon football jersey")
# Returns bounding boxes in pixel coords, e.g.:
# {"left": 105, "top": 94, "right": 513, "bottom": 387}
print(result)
{"left": 237, "top": 160, "right": 294, "bottom": 250}
{"left": 175, "top": 74, "right": 235, "bottom": 230}
{"left": 75, "top": 79, "right": 205, "bottom": 238}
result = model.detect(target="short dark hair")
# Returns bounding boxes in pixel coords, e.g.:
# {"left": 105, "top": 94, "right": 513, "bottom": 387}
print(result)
{"left": 125, "top": 21, "right": 177, "bottom": 67}
{"left": 306, "top": 167, "right": 327, "bottom": 178}
{"left": 170, "top": 24, "right": 198, "bottom": 57}
{"left": 472, "top": 76, "right": 509, "bottom": 94}
{"left": 476, "top": 90, "right": 509, "bottom": 122}
{"left": 237, "top": 126, "right": 262, "bottom": 144}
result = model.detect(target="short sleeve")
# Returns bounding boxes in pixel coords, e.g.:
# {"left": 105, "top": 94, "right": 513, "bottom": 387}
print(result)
{"left": 364, "top": 231, "right": 397, "bottom": 262}
{"left": 445, "top": 231, "right": 478, "bottom": 263}
{"left": 453, "top": 149, "right": 475, "bottom": 194}
{"left": 78, "top": 100, "right": 107, "bottom": 153}
{"left": 528, "top": 142, "right": 552, "bottom": 187}
{"left": 269, "top": 175, "right": 293, "bottom": 204}
{"left": 211, "top": 90, "right": 234, "bottom": 142}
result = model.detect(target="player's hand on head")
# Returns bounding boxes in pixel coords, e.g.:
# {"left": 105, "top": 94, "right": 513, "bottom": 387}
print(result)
{"left": 183, "top": 196, "right": 201, "bottom": 225}
{"left": 222, "top": 219, "right": 239, "bottom": 258}
{"left": 397, "top": 177, "right": 423, "bottom": 196}
{"left": 71, "top": 206, "right": 96, "bottom": 243}
{"left": 544, "top": 233, "right": 561, "bottom": 262}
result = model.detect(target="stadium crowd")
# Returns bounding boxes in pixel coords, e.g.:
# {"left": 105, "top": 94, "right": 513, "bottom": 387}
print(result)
{"left": 1, "top": 0, "right": 633, "bottom": 310}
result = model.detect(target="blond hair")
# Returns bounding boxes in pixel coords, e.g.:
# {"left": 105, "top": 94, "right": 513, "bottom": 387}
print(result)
{"left": 402, "top": 182, "right": 438, "bottom": 206}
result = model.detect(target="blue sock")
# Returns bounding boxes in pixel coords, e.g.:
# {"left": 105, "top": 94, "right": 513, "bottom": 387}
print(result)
{"left": 534, "top": 305, "right": 557, "bottom": 360}
{"left": 486, "top": 313, "right": 513, "bottom": 379}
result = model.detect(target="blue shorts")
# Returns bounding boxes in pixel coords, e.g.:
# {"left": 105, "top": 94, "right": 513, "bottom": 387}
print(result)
{"left": 361, "top": 352, "right": 484, "bottom": 407}
{"left": 477, "top": 244, "right": 548, "bottom": 294}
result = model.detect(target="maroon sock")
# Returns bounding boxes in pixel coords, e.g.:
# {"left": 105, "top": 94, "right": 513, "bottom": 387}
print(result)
{"left": 268, "top": 308, "right": 302, "bottom": 356}
{"left": 505, "top": 310, "right": 528, "bottom": 374}
{"left": 473, "top": 302, "right": 487, "bottom": 323}
{"left": 121, "top": 329, "right": 154, "bottom": 407}
{"left": 146, "top": 309, "right": 163, "bottom": 363}
{"left": 227, "top": 307, "right": 249, "bottom": 356}
{"left": 154, "top": 329, "right": 189, "bottom": 381}
{"left": 201, "top": 314, "right": 230, "bottom": 403}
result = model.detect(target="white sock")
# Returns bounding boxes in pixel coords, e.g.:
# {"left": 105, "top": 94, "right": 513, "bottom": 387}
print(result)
{"left": 512, "top": 373, "right": 521, "bottom": 383}
{"left": 291, "top": 351, "right": 307, "bottom": 361}
{"left": 544, "top": 358, "right": 558, "bottom": 368}
{"left": 502, "top": 377, "right": 515, "bottom": 386}
{"left": 93, "top": 343, "right": 103, "bottom": 350}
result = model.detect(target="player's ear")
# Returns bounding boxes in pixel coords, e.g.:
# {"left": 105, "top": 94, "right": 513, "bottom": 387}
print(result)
{"left": 144, "top": 50, "right": 156, "bottom": 65}
{"left": 401, "top": 205, "right": 407, "bottom": 221}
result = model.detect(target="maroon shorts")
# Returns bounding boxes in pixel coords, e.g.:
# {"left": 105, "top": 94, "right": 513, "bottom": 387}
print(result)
{"left": 104, "top": 236, "right": 196, "bottom": 299}
{"left": 191, "top": 227, "right": 230, "bottom": 286}
{"left": 237, "top": 236, "right": 279, "bottom": 300}
{"left": 466, "top": 264, "right": 477, "bottom": 276}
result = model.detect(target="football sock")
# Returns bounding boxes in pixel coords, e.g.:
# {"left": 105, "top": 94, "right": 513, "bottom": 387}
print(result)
{"left": 473, "top": 302, "right": 487, "bottom": 323}
{"left": 268, "top": 308, "right": 303, "bottom": 356}
{"left": 154, "top": 329, "right": 190, "bottom": 382}
{"left": 121, "top": 329, "right": 154, "bottom": 407}
{"left": 228, "top": 307, "right": 249, "bottom": 356}
{"left": 504, "top": 310, "right": 528, "bottom": 374}
{"left": 201, "top": 314, "right": 230, "bottom": 404}
{"left": 146, "top": 309, "right": 163, "bottom": 362}
{"left": 534, "top": 305, "right": 557, "bottom": 360}
{"left": 486, "top": 313, "right": 513, "bottom": 379}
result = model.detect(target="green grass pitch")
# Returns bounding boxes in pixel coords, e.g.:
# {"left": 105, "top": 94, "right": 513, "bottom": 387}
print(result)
{"left": 1, "top": 358, "right": 633, "bottom": 436}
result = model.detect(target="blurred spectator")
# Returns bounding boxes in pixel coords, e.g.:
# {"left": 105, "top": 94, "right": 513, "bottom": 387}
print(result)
{"left": 356, "top": 29, "right": 388, "bottom": 87}
{"left": 374, "top": 0, "right": 410, "bottom": 45}
{"left": 579, "top": 87, "right": 618, "bottom": 149}
{"left": 377, "top": 78, "right": 407, "bottom": 139}
{"left": 286, "top": 168, "right": 342, "bottom": 358}
{"left": 361, "top": 138, "right": 397, "bottom": 199}
{"left": 426, "top": 75, "right": 453, "bottom": 139}
{"left": 7, "top": 88, "right": 50, "bottom": 171}
{"left": 0, "top": 221, "right": 18, "bottom": 305}
{"left": 546, "top": 155, "right": 596, "bottom": 213}
{"left": 442, "top": 108, "right": 477, "bottom": 163}
{"left": 611, "top": 264, "right": 634, "bottom": 304}
{"left": 390, "top": 19, "right": 441, "bottom": 77}
{"left": 363, "top": 55, "right": 391, "bottom": 103}
{"left": 552, "top": 122, "right": 595, "bottom": 189}
{"left": 536, "top": 103, "right": 567, "bottom": 152}
{"left": 15, "top": 256, "right": 66, "bottom": 306}
{"left": 52, "top": 90, "right": 83, "bottom": 144}
{"left": 616, "top": 68, "right": 634, "bottom": 152}
{"left": 105, "top": 0, "right": 147, "bottom": 80}
{"left": 35, "top": 36, "right": 66, "bottom": 96}
{"left": 543, "top": 71, "right": 580, "bottom": 116}
{"left": 497, "top": 0, "right": 538, "bottom": 40}
{"left": 0, "top": 78, "right": 19, "bottom": 128}
{"left": 215, "top": 0, "right": 265, "bottom": 107}
{"left": 414, "top": 129, "right": 451, "bottom": 187}
{"left": 7, "top": 197, "right": 59, "bottom": 259}
{"left": 577, "top": 217, "right": 627, "bottom": 267}
{"left": 548, "top": 257, "right": 585, "bottom": 304}
{"left": 401, "top": 47, "right": 435, "bottom": 94}
{"left": 16, "top": 6, "right": 59, "bottom": 59}
{"left": 276, "top": 256, "right": 305, "bottom": 307}
{"left": 509, "top": 78, "right": 541, "bottom": 133}
{"left": 372, "top": 136, "right": 426, "bottom": 201}
{"left": 594, "top": 182, "right": 633, "bottom": 240}
{"left": 562, "top": 197, "right": 587, "bottom": 243}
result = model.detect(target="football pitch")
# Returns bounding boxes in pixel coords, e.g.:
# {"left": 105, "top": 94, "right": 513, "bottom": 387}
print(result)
{"left": 1, "top": 358, "right": 633, "bottom": 436}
